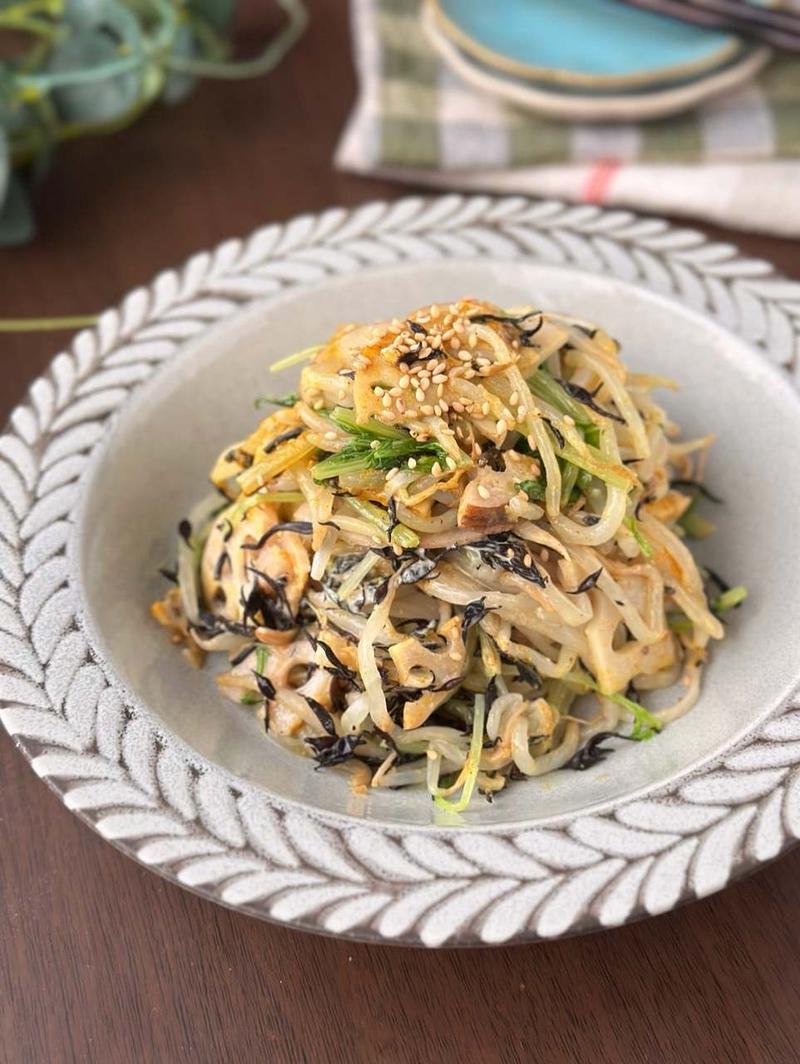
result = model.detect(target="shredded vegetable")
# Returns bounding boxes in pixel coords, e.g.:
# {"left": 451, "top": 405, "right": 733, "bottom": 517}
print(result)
{"left": 151, "top": 299, "right": 743, "bottom": 811}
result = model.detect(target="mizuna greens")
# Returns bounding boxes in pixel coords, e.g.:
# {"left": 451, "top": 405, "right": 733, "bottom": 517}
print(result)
{"left": 151, "top": 298, "right": 742, "bottom": 810}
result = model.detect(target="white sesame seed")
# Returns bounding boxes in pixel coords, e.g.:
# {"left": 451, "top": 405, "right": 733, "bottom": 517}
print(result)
{"left": 509, "top": 391, "right": 519, "bottom": 406}
{"left": 527, "top": 434, "right": 537, "bottom": 450}
{"left": 381, "top": 395, "right": 391, "bottom": 408}
{"left": 451, "top": 337, "right": 461, "bottom": 351}
{"left": 399, "top": 375, "right": 409, "bottom": 389}
{"left": 389, "top": 387, "right": 402, "bottom": 398}
{"left": 505, "top": 548, "right": 515, "bottom": 560}
{"left": 464, "top": 369, "right": 477, "bottom": 379}
{"left": 541, "top": 549, "right": 550, "bottom": 562}
{"left": 396, "top": 399, "right": 405, "bottom": 414}
{"left": 469, "top": 334, "right": 478, "bottom": 349}
{"left": 439, "top": 399, "right": 449, "bottom": 412}
{"left": 415, "top": 388, "right": 425, "bottom": 403}
{"left": 476, "top": 357, "right": 491, "bottom": 367}
{"left": 421, "top": 404, "right": 434, "bottom": 416}
{"left": 432, "top": 374, "right": 447, "bottom": 384}
{"left": 323, "top": 430, "right": 338, "bottom": 440}
{"left": 497, "top": 419, "right": 508, "bottom": 435}
{"left": 458, "top": 351, "right": 472, "bottom": 362}
{"left": 477, "top": 484, "right": 490, "bottom": 500}
{"left": 452, "top": 401, "right": 465, "bottom": 413}
{"left": 434, "top": 404, "right": 442, "bottom": 417}
{"left": 481, "top": 401, "right": 490, "bottom": 416}
{"left": 430, "top": 305, "right": 440, "bottom": 319}
{"left": 374, "top": 386, "right": 384, "bottom": 397}
{"left": 370, "top": 440, "right": 380, "bottom": 450}
{"left": 313, "top": 400, "right": 324, "bottom": 411}
{"left": 523, "top": 554, "right": 532, "bottom": 567}
{"left": 405, "top": 408, "right": 418, "bottom": 418}
{"left": 446, "top": 456, "right": 457, "bottom": 470}
{"left": 431, "top": 462, "right": 442, "bottom": 476}
{"left": 407, "top": 457, "right": 417, "bottom": 469}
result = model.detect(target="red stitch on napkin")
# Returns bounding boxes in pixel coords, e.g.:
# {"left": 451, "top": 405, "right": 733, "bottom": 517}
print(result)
{"left": 583, "top": 161, "right": 622, "bottom": 205}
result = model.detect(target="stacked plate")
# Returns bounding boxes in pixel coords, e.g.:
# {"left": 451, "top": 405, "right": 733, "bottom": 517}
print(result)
{"left": 424, "top": 0, "right": 772, "bottom": 121}
{"left": 622, "top": 0, "right": 800, "bottom": 51}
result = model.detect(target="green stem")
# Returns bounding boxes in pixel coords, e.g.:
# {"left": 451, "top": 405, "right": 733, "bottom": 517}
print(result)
{"left": 0, "top": 316, "right": 98, "bottom": 332}
{"left": 165, "top": 0, "right": 307, "bottom": 79}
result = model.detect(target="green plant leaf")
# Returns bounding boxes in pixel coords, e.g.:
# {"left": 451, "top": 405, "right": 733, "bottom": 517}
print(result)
{"left": 47, "top": 1, "right": 145, "bottom": 123}
{"left": 188, "top": 0, "right": 236, "bottom": 32}
{"left": 162, "top": 22, "right": 197, "bottom": 104}
{"left": 0, "top": 175, "right": 34, "bottom": 246}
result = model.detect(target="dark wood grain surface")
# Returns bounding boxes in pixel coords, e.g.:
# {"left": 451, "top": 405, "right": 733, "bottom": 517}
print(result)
{"left": 2, "top": 3, "right": 799, "bottom": 1062}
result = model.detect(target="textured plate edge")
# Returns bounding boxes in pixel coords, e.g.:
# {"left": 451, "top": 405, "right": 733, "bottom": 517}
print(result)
{"left": 1, "top": 194, "right": 800, "bottom": 947}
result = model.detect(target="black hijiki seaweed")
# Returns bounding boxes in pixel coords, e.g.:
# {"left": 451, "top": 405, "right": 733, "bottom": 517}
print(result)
{"left": 560, "top": 380, "right": 624, "bottom": 423}
{"left": 178, "top": 518, "right": 192, "bottom": 545}
{"left": 242, "top": 565, "right": 296, "bottom": 630}
{"left": 263, "top": 426, "right": 303, "bottom": 455}
{"left": 315, "top": 638, "right": 360, "bottom": 687}
{"left": 476, "top": 445, "right": 505, "bottom": 471}
{"left": 406, "top": 320, "right": 427, "bottom": 336}
{"left": 240, "top": 522, "right": 313, "bottom": 553}
{"left": 213, "top": 551, "right": 231, "bottom": 581}
{"left": 565, "top": 731, "right": 636, "bottom": 771}
{"left": 461, "top": 597, "right": 492, "bottom": 638}
{"left": 158, "top": 567, "right": 178, "bottom": 584}
{"left": 254, "top": 672, "right": 277, "bottom": 701}
{"left": 703, "top": 566, "right": 731, "bottom": 595}
{"left": 499, "top": 653, "right": 542, "bottom": 692}
{"left": 671, "top": 479, "right": 724, "bottom": 505}
{"left": 191, "top": 611, "right": 256, "bottom": 640}
{"left": 399, "top": 556, "right": 438, "bottom": 585}
{"left": 469, "top": 310, "right": 543, "bottom": 346}
{"left": 386, "top": 497, "right": 399, "bottom": 541}
{"left": 229, "top": 643, "right": 257, "bottom": 667}
{"left": 303, "top": 695, "right": 337, "bottom": 736}
{"left": 549, "top": 424, "right": 566, "bottom": 450}
{"left": 469, "top": 532, "right": 547, "bottom": 588}
{"left": 582, "top": 514, "right": 600, "bottom": 526}
{"left": 386, "top": 686, "right": 424, "bottom": 726}
{"left": 305, "top": 733, "right": 361, "bottom": 768}
{"left": 567, "top": 568, "right": 603, "bottom": 595}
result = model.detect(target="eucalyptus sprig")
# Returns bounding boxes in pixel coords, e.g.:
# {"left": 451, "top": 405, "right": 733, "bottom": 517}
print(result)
{"left": 0, "top": 0, "right": 306, "bottom": 245}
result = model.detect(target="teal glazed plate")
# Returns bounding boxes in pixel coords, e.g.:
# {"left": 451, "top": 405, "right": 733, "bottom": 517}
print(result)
{"left": 432, "top": 0, "right": 744, "bottom": 88}
{"left": 423, "top": 3, "right": 770, "bottom": 123}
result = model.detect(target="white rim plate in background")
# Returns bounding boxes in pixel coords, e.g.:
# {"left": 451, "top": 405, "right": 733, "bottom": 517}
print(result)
{"left": 1, "top": 195, "right": 800, "bottom": 948}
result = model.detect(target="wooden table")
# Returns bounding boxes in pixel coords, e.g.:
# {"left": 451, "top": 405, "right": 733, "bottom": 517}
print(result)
{"left": 2, "top": 4, "right": 799, "bottom": 1062}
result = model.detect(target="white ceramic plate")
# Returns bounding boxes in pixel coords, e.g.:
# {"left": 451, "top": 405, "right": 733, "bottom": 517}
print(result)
{"left": 2, "top": 196, "right": 800, "bottom": 947}
{"left": 423, "top": 3, "right": 772, "bottom": 123}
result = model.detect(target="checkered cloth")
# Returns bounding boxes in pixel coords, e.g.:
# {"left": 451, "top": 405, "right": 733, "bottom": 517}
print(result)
{"left": 336, "top": 0, "right": 800, "bottom": 236}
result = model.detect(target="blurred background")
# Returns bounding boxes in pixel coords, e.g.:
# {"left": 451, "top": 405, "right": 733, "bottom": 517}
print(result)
{"left": 2, "top": 0, "right": 797, "bottom": 400}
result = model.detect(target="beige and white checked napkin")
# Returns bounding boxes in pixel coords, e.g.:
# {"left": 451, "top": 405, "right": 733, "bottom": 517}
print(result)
{"left": 336, "top": 0, "right": 800, "bottom": 236}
